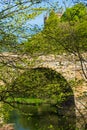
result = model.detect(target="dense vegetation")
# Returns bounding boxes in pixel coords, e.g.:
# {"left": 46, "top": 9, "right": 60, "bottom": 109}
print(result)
{"left": 0, "top": 0, "right": 87, "bottom": 105}
{"left": 24, "top": 3, "right": 87, "bottom": 79}
{"left": 1, "top": 68, "right": 75, "bottom": 130}
{"left": 9, "top": 68, "right": 73, "bottom": 104}
{"left": 24, "top": 3, "right": 87, "bottom": 54}
{"left": 0, "top": 1, "right": 87, "bottom": 129}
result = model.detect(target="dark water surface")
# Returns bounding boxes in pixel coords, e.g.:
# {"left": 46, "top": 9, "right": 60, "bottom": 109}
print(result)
{"left": 7, "top": 104, "right": 76, "bottom": 130}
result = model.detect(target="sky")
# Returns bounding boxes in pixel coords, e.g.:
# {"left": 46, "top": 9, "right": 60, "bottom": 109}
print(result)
{"left": 0, "top": 0, "right": 74, "bottom": 28}
{"left": 28, "top": 0, "right": 74, "bottom": 27}
{"left": 0, "top": 0, "right": 74, "bottom": 42}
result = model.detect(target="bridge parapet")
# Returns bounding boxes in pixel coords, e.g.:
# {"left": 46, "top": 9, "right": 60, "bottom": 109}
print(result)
{"left": 36, "top": 54, "right": 82, "bottom": 81}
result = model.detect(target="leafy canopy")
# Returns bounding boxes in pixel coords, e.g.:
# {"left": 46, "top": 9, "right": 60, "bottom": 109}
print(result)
{"left": 61, "top": 3, "right": 87, "bottom": 23}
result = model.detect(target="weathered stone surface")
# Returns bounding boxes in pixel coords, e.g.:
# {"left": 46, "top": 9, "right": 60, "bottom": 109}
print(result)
{"left": 0, "top": 124, "right": 14, "bottom": 130}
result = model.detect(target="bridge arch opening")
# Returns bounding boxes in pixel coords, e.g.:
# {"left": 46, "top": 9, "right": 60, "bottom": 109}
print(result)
{"left": 11, "top": 67, "right": 76, "bottom": 130}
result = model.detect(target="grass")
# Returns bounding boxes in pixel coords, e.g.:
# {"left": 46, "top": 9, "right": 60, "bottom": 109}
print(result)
{"left": 6, "top": 98, "right": 45, "bottom": 104}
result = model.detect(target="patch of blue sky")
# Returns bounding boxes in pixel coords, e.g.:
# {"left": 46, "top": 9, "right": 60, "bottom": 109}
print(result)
{"left": 27, "top": 0, "right": 74, "bottom": 27}
{"left": 28, "top": 12, "right": 46, "bottom": 27}
{"left": 0, "top": 0, "right": 74, "bottom": 42}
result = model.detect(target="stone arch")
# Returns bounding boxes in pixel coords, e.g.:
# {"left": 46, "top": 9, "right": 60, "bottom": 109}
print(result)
{"left": 11, "top": 67, "right": 76, "bottom": 130}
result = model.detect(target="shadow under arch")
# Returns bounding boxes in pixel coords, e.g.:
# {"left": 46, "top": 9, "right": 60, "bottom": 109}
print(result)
{"left": 9, "top": 67, "right": 76, "bottom": 130}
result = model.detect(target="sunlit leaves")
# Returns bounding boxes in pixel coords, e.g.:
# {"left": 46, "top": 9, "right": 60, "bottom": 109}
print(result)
{"left": 61, "top": 3, "right": 87, "bottom": 23}
{"left": 0, "top": 0, "right": 47, "bottom": 44}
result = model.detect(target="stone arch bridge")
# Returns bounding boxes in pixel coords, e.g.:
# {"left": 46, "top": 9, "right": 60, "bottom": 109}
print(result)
{"left": 34, "top": 54, "right": 87, "bottom": 129}
{"left": 0, "top": 53, "right": 87, "bottom": 129}
{"left": 35, "top": 54, "right": 81, "bottom": 80}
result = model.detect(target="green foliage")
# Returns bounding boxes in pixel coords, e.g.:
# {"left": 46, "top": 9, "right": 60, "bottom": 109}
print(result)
{"left": 0, "top": 104, "right": 13, "bottom": 124}
{"left": 23, "top": 10, "right": 64, "bottom": 55}
{"left": 56, "top": 20, "right": 87, "bottom": 53}
{"left": 45, "top": 10, "right": 60, "bottom": 27}
{"left": 75, "top": 20, "right": 87, "bottom": 51}
{"left": 0, "top": 0, "right": 47, "bottom": 46}
{"left": 23, "top": 3, "right": 87, "bottom": 57}
{"left": 10, "top": 67, "right": 73, "bottom": 106}
{"left": 0, "top": 31, "right": 18, "bottom": 52}
{"left": 61, "top": 3, "right": 87, "bottom": 23}
{"left": 24, "top": 33, "right": 64, "bottom": 56}
{"left": 7, "top": 98, "right": 44, "bottom": 105}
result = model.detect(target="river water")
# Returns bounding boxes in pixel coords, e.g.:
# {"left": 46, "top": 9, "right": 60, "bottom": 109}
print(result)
{"left": 6, "top": 104, "right": 76, "bottom": 130}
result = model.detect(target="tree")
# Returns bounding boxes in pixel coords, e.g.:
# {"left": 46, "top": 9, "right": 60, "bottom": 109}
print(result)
{"left": 58, "top": 21, "right": 87, "bottom": 79}
{"left": 61, "top": 3, "right": 87, "bottom": 23}
{"left": 0, "top": 0, "right": 47, "bottom": 43}
{"left": 0, "top": 31, "right": 18, "bottom": 52}
{"left": 0, "top": 0, "right": 86, "bottom": 113}
{"left": 23, "top": 10, "right": 64, "bottom": 56}
{"left": 72, "top": 0, "right": 87, "bottom": 5}
{"left": 0, "top": 0, "right": 47, "bottom": 106}
{"left": 60, "top": 3, "right": 87, "bottom": 79}
{"left": 0, "top": 68, "right": 74, "bottom": 109}
{"left": 40, "top": 3, "right": 87, "bottom": 80}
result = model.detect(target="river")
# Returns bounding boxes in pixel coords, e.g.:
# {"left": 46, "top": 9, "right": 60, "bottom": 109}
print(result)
{"left": 6, "top": 104, "right": 76, "bottom": 130}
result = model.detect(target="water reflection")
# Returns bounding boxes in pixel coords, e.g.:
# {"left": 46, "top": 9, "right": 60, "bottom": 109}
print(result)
{"left": 7, "top": 103, "right": 76, "bottom": 130}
